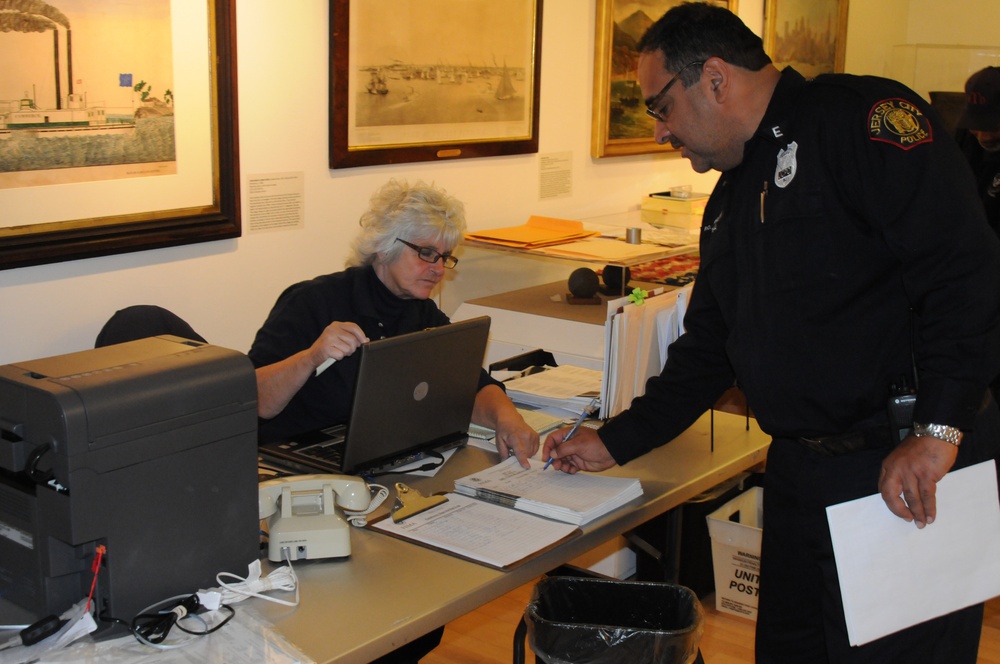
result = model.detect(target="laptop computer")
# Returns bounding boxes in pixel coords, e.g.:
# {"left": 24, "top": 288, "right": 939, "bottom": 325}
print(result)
{"left": 258, "top": 316, "right": 491, "bottom": 476}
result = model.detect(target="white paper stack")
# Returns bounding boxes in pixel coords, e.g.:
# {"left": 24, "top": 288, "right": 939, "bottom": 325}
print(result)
{"left": 503, "top": 364, "right": 602, "bottom": 415}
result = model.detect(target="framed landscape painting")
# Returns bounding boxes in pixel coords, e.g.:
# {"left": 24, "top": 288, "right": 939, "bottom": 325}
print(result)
{"left": 591, "top": 0, "right": 737, "bottom": 159}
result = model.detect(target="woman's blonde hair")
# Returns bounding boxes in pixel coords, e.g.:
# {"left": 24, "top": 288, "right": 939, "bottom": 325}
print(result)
{"left": 347, "top": 179, "right": 466, "bottom": 267}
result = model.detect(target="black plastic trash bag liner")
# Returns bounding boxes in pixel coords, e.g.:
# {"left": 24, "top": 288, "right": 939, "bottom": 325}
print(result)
{"left": 525, "top": 577, "right": 704, "bottom": 664}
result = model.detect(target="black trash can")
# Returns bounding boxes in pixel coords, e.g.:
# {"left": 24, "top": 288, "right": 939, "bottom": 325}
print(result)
{"left": 523, "top": 577, "right": 704, "bottom": 664}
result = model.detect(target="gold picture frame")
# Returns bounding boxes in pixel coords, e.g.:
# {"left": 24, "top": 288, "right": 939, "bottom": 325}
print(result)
{"left": 0, "top": 0, "right": 240, "bottom": 271}
{"left": 764, "top": 0, "right": 849, "bottom": 77}
{"left": 329, "top": 0, "right": 543, "bottom": 169}
{"left": 591, "top": 0, "right": 737, "bottom": 159}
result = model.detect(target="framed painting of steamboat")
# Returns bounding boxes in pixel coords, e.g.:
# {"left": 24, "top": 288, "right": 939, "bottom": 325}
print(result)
{"left": 0, "top": 0, "right": 239, "bottom": 270}
{"left": 591, "top": 0, "right": 737, "bottom": 159}
{"left": 330, "top": 0, "right": 542, "bottom": 169}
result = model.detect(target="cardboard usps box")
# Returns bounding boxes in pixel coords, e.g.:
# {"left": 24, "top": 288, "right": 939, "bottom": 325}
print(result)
{"left": 706, "top": 486, "right": 763, "bottom": 620}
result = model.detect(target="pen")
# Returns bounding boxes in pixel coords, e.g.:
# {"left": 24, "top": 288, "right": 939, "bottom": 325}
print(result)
{"left": 759, "top": 180, "right": 768, "bottom": 224}
{"left": 544, "top": 397, "right": 598, "bottom": 470}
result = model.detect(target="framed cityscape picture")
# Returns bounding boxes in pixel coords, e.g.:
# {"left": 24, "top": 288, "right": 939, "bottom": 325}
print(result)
{"left": 764, "top": 0, "right": 849, "bottom": 77}
{"left": 329, "top": 0, "right": 543, "bottom": 169}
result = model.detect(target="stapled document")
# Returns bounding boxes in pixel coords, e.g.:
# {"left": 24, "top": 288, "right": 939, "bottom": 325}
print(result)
{"left": 371, "top": 492, "right": 578, "bottom": 569}
{"left": 453, "top": 457, "right": 643, "bottom": 526}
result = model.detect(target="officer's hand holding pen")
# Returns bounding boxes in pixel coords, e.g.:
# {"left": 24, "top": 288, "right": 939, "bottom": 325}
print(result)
{"left": 542, "top": 403, "right": 591, "bottom": 470}
{"left": 542, "top": 398, "right": 617, "bottom": 474}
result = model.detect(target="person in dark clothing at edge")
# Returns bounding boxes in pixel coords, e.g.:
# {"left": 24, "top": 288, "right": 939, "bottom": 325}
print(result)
{"left": 955, "top": 66, "right": 1000, "bottom": 405}
{"left": 249, "top": 179, "right": 539, "bottom": 664}
{"left": 543, "top": 4, "right": 1000, "bottom": 663}
{"left": 955, "top": 66, "right": 1000, "bottom": 239}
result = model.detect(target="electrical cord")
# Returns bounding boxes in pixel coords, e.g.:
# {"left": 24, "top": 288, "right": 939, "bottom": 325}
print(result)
{"left": 174, "top": 605, "right": 234, "bottom": 637}
{"left": 214, "top": 556, "right": 299, "bottom": 607}
{"left": 128, "top": 593, "right": 234, "bottom": 649}
{"left": 1, "top": 599, "right": 97, "bottom": 659}
{"left": 0, "top": 615, "right": 65, "bottom": 651}
{"left": 131, "top": 594, "right": 201, "bottom": 646}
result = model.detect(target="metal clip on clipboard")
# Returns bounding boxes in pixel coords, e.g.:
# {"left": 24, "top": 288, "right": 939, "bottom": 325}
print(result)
{"left": 391, "top": 483, "right": 448, "bottom": 523}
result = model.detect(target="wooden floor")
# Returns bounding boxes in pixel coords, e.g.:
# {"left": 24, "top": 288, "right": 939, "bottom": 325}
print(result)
{"left": 424, "top": 581, "right": 1000, "bottom": 663}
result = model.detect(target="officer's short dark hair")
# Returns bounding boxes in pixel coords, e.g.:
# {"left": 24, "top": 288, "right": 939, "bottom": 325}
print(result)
{"left": 638, "top": 2, "right": 772, "bottom": 87}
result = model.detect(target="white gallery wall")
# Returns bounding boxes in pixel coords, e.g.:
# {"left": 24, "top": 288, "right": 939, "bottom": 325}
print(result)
{"left": 1, "top": 0, "right": 997, "bottom": 364}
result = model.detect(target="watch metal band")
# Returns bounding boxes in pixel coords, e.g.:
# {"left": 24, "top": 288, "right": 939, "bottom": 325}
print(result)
{"left": 912, "top": 422, "right": 963, "bottom": 446}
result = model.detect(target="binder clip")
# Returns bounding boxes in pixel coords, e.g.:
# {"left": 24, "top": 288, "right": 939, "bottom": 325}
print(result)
{"left": 391, "top": 483, "right": 448, "bottom": 523}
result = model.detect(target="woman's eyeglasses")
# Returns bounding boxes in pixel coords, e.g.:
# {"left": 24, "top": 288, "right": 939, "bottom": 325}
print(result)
{"left": 396, "top": 238, "right": 458, "bottom": 269}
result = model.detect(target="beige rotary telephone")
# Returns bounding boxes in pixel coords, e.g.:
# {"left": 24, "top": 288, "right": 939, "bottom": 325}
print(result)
{"left": 258, "top": 474, "right": 372, "bottom": 561}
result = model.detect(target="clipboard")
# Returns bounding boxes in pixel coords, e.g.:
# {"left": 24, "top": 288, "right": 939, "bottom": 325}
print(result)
{"left": 369, "top": 493, "right": 580, "bottom": 570}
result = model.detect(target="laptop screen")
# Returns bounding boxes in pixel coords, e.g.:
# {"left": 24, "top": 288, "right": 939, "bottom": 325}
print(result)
{"left": 260, "top": 316, "right": 491, "bottom": 475}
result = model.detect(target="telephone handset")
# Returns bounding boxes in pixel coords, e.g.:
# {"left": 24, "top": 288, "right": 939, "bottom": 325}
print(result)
{"left": 258, "top": 473, "right": 372, "bottom": 561}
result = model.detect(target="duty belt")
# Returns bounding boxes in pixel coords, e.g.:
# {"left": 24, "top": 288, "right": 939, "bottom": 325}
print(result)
{"left": 798, "top": 426, "right": 893, "bottom": 457}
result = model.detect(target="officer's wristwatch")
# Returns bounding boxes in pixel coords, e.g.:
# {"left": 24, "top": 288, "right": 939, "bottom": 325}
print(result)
{"left": 912, "top": 422, "right": 963, "bottom": 446}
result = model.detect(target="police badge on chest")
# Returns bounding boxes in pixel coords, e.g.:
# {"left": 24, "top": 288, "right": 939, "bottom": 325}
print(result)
{"left": 775, "top": 141, "right": 798, "bottom": 188}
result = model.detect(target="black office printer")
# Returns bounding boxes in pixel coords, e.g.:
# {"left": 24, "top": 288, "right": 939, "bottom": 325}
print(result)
{"left": 0, "top": 336, "right": 259, "bottom": 636}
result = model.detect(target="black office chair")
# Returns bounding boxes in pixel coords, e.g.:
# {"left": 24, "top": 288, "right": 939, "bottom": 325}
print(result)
{"left": 94, "top": 305, "right": 207, "bottom": 347}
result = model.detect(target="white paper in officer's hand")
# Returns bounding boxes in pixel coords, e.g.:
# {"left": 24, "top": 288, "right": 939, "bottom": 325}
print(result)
{"left": 826, "top": 459, "right": 1000, "bottom": 646}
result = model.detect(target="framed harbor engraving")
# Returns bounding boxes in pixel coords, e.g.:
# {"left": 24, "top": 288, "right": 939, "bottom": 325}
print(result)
{"left": 591, "top": 0, "right": 737, "bottom": 159}
{"left": 0, "top": 0, "right": 240, "bottom": 270}
{"left": 330, "top": 0, "right": 543, "bottom": 169}
{"left": 764, "top": 0, "right": 849, "bottom": 77}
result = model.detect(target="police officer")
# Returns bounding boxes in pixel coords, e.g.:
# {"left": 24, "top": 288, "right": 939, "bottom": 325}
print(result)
{"left": 543, "top": 4, "right": 1000, "bottom": 662}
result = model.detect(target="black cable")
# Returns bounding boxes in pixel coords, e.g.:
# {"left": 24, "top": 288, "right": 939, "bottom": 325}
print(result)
{"left": 363, "top": 449, "right": 444, "bottom": 478}
{"left": 175, "top": 604, "right": 235, "bottom": 636}
{"left": 97, "top": 609, "right": 131, "bottom": 634}
{"left": 131, "top": 595, "right": 201, "bottom": 644}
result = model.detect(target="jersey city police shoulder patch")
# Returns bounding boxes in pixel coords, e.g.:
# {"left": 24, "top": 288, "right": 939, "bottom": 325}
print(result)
{"left": 868, "top": 98, "right": 933, "bottom": 150}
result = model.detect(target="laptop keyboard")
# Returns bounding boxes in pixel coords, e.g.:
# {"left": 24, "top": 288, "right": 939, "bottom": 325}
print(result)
{"left": 297, "top": 440, "right": 344, "bottom": 466}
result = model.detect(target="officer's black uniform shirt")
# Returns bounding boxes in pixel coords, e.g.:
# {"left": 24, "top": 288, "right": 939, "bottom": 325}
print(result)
{"left": 249, "top": 265, "right": 500, "bottom": 443}
{"left": 599, "top": 67, "right": 1000, "bottom": 465}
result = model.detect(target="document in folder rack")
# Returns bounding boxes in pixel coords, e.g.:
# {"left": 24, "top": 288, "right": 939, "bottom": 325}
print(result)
{"left": 601, "top": 285, "right": 693, "bottom": 419}
{"left": 464, "top": 216, "right": 599, "bottom": 248}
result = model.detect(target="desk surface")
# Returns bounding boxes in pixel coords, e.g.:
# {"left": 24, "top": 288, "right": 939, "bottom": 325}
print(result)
{"left": 465, "top": 280, "right": 667, "bottom": 326}
{"left": 254, "top": 410, "right": 770, "bottom": 664}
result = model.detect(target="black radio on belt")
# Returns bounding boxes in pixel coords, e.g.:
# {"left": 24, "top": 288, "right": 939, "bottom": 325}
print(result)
{"left": 887, "top": 376, "right": 916, "bottom": 443}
